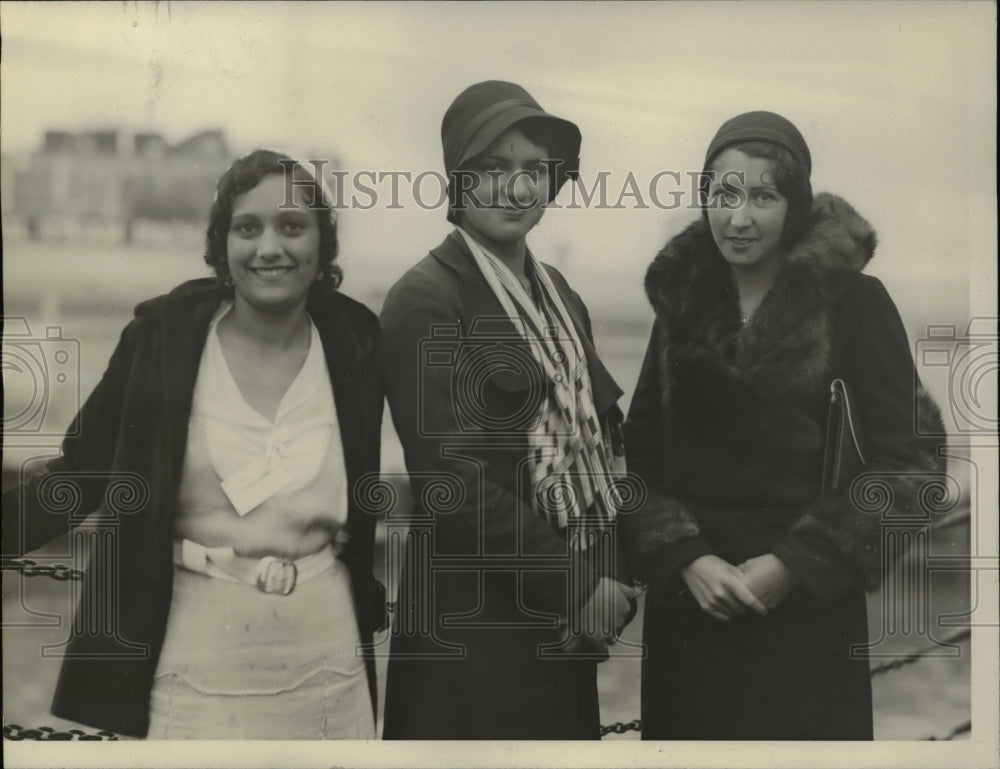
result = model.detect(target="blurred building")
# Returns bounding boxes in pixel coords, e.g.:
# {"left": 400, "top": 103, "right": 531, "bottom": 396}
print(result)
{"left": 11, "top": 128, "right": 234, "bottom": 242}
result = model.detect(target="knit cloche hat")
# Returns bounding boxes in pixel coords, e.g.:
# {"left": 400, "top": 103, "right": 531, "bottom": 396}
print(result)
{"left": 704, "top": 110, "right": 812, "bottom": 175}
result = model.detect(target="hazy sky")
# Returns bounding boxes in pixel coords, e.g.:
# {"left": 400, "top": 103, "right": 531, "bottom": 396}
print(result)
{"left": 1, "top": 1, "right": 995, "bottom": 324}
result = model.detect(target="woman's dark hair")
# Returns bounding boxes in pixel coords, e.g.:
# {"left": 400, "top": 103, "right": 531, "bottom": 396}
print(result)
{"left": 702, "top": 140, "right": 813, "bottom": 247}
{"left": 204, "top": 149, "right": 342, "bottom": 292}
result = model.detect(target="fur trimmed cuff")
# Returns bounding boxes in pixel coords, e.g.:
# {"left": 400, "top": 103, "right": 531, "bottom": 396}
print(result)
{"left": 618, "top": 490, "right": 703, "bottom": 588}
{"left": 772, "top": 531, "right": 864, "bottom": 605}
{"left": 787, "top": 497, "right": 883, "bottom": 591}
{"left": 644, "top": 536, "right": 716, "bottom": 594}
{"left": 784, "top": 452, "right": 947, "bottom": 597}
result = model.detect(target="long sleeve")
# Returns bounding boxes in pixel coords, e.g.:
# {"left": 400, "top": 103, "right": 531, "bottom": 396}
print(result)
{"left": 380, "top": 266, "right": 600, "bottom": 618}
{"left": 772, "top": 276, "right": 946, "bottom": 603}
{"left": 3, "top": 320, "right": 141, "bottom": 557}
{"left": 620, "top": 320, "right": 711, "bottom": 592}
{"left": 356, "top": 314, "right": 388, "bottom": 634}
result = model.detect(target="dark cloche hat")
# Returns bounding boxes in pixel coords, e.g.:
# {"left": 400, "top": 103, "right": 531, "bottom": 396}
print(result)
{"left": 441, "top": 80, "right": 581, "bottom": 221}
{"left": 704, "top": 110, "right": 812, "bottom": 175}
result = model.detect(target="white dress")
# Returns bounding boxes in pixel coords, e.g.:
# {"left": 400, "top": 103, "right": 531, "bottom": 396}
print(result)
{"left": 146, "top": 304, "right": 374, "bottom": 739}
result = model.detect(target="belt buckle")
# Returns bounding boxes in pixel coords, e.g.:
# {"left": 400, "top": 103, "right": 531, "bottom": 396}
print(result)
{"left": 256, "top": 557, "right": 297, "bottom": 595}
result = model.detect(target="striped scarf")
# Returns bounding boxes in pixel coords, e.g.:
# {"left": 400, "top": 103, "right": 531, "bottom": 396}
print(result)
{"left": 457, "top": 229, "right": 620, "bottom": 541}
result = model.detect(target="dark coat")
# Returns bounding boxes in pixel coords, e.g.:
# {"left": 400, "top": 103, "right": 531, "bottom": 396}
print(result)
{"left": 2, "top": 278, "right": 385, "bottom": 737}
{"left": 379, "top": 231, "right": 625, "bottom": 739}
{"left": 622, "top": 194, "right": 946, "bottom": 739}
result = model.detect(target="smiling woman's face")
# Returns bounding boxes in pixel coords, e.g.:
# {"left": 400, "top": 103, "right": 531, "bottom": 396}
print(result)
{"left": 455, "top": 125, "right": 550, "bottom": 255}
{"left": 706, "top": 147, "right": 789, "bottom": 273}
{"left": 226, "top": 174, "right": 320, "bottom": 317}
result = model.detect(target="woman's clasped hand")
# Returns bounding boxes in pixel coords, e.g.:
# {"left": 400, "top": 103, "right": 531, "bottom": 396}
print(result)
{"left": 680, "top": 553, "right": 800, "bottom": 621}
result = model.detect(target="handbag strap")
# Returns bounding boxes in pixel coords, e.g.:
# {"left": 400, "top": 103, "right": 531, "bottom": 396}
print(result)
{"left": 823, "top": 378, "right": 867, "bottom": 492}
{"left": 831, "top": 378, "right": 866, "bottom": 465}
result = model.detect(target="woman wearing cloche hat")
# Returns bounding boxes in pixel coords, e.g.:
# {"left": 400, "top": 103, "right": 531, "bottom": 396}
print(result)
{"left": 379, "top": 80, "right": 640, "bottom": 739}
{"left": 620, "top": 111, "right": 946, "bottom": 739}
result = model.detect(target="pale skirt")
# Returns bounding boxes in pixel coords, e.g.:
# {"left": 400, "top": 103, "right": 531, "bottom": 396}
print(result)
{"left": 147, "top": 556, "right": 374, "bottom": 739}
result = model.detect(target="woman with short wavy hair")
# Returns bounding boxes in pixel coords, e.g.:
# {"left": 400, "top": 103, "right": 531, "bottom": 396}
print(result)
{"left": 3, "top": 150, "right": 384, "bottom": 739}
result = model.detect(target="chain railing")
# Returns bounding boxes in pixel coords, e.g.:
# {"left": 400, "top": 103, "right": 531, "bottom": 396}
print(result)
{"left": 929, "top": 720, "right": 972, "bottom": 741}
{"left": 600, "top": 719, "right": 642, "bottom": 737}
{"left": 3, "top": 718, "right": 972, "bottom": 741}
{"left": 2, "top": 512, "right": 976, "bottom": 741}
{"left": 3, "top": 724, "right": 118, "bottom": 741}
{"left": 868, "top": 627, "right": 971, "bottom": 677}
{"left": 1, "top": 557, "right": 85, "bottom": 582}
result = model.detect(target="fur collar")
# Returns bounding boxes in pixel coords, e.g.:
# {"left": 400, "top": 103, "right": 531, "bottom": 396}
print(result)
{"left": 643, "top": 193, "right": 878, "bottom": 446}
{"left": 645, "top": 193, "right": 876, "bottom": 325}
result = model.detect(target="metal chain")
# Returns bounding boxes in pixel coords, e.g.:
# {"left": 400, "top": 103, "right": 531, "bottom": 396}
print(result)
{"left": 597, "top": 624, "right": 972, "bottom": 738}
{"left": 3, "top": 717, "right": 970, "bottom": 741}
{"left": 596, "top": 717, "right": 973, "bottom": 740}
{"left": 868, "top": 627, "right": 971, "bottom": 677}
{"left": 0, "top": 558, "right": 84, "bottom": 582}
{"left": 2, "top": 513, "right": 974, "bottom": 743}
{"left": 931, "top": 719, "right": 972, "bottom": 741}
{"left": 0, "top": 510, "right": 973, "bottom": 586}
{"left": 3, "top": 724, "right": 118, "bottom": 741}
{"left": 600, "top": 719, "right": 642, "bottom": 737}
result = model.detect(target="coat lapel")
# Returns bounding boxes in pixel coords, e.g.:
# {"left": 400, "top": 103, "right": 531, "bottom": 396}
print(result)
{"left": 430, "top": 231, "right": 538, "bottom": 392}
{"left": 311, "top": 295, "right": 365, "bottom": 456}
{"left": 160, "top": 282, "right": 225, "bottom": 508}
{"left": 309, "top": 294, "right": 370, "bottom": 550}
{"left": 430, "top": 230, "right": 512, "bottom": 330}
{"left": 157, "top": 282, "right": 371, "bottom": 534}
{"left": 429, "top": 231, "right": 622, "bottom": 412}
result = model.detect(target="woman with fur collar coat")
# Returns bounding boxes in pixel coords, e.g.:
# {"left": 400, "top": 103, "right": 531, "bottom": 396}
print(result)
{"left": 621, "top": 112, "right": 945, "bottom": 739}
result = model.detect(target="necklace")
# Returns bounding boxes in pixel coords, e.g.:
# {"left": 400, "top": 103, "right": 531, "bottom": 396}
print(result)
{"left": 740, "top": 315, "right": 751, "bottom": 327}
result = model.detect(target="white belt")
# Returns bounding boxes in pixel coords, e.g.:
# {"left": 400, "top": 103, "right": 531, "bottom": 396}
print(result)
{"left": 172, "top": 539, "right": 340, "bottom": 596}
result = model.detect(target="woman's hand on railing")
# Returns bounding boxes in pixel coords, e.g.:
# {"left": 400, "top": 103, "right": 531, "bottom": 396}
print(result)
{"left": 563, "top": 577, "right": 645, "bottom": 656}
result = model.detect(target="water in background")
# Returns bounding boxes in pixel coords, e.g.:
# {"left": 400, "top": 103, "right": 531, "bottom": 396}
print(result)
{"left": 2, "top": 226, "right": 976, "bottom": 741}
{"left": 0, "top": 227, "right": 973, "bottom": 451}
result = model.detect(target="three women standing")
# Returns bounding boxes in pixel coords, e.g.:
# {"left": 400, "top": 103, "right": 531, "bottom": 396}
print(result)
{"left": 4, "top": 102, "right": 945, "bottom": 743}
{"left": 621, "top": 112, "right": 945, "bottom": 739}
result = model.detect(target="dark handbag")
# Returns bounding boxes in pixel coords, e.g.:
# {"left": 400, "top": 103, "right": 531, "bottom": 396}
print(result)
{"left": 822, "top": 378, "right": 866, "bottom": 492}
